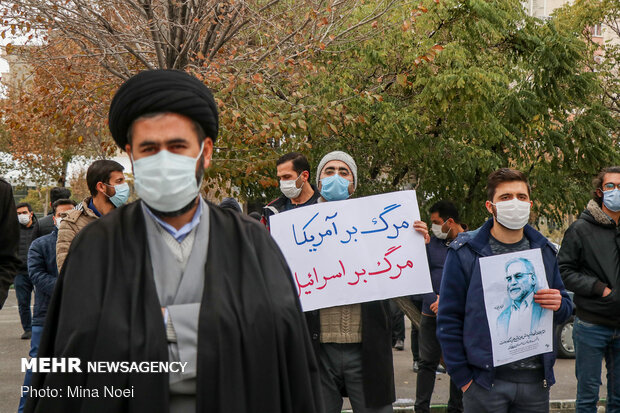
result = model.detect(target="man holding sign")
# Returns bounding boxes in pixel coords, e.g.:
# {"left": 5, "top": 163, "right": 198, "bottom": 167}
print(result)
{"left": 294, "top": 150, "right": 431, "bottom": 413}
{"left": 437, "top": 168, "right": 572, "bottom": 413}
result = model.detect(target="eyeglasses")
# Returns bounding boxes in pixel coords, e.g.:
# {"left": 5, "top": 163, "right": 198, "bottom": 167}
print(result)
{"left": 602, "top": 183, "right": 620, "bottom": 191}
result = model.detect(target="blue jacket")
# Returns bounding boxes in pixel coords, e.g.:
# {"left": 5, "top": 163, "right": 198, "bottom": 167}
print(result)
{"left": 436, "top": 219, "right": 572, "bottom": 390}
{"left": 27, "top": 228, "right": 59, "bottom": 327}
{"left": 421, "top": 236, "right": 450, "bottom": 315}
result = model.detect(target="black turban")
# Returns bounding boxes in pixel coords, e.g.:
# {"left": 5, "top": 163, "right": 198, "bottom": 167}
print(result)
{"left": 108, "top": 69, "right": 219, "bottom": 147}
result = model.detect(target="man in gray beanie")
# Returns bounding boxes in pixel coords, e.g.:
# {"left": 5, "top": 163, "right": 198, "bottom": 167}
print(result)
{"left": 315, "top": 150, "right": 358, "bottom": 201}
{"left": 306, "top": 150, "right": 430, "bottom": 413}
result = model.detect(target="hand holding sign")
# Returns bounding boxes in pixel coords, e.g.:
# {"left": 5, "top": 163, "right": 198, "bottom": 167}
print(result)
{"left": 270, "top": 191, "right": 433, "bottom": 311}
{"left": 413, "top": 220, "right": 430, "bottom": 244}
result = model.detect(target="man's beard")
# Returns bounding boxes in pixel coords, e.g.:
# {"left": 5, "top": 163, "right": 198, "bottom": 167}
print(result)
{"left": 150, "top": 158, "right": 205, "bottom": 218}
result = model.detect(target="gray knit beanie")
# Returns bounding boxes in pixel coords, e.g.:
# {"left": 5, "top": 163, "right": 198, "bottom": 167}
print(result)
{"left": 316, "top": 151, "right": 358, "bottom": 190}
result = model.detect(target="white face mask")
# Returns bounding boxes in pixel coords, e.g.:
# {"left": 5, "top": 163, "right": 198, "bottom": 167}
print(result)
{"left": 431, "top": 223, "right": 449, "bottom": 239}
{"left": 55, "top": 217, "right": 63, "bottom": 229}
{"left": 280, "top": 175, "right": 304, "bottom": 199}
{"left": 132, "top": 143, "right": 204, "bottom": 213}
{"left": 18, "top": 214, "right": 31, "bottom": 226}
{"left": 492, "top": 198, "right": 531, "bottom": 230}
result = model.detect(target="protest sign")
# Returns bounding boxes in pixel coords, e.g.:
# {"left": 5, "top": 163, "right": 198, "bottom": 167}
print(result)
{"left": 270, "top": 190, "right": 432, "bottom": 311}
{"left": 479, "top": 248, "right": 553, "bottom": 366}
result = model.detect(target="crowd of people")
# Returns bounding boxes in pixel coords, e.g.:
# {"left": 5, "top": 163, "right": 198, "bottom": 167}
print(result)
{"left": 0, "top": 69, "right": 618, "bottom": 413}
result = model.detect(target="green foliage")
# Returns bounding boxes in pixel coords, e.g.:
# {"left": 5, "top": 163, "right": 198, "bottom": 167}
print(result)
{"left": 5, "top": 0, "right": 618, "bottom": 225}
{"left": 19, "top": 187, "right": 45, "bottom": 213}
{"left": 275, "top": 0, "right": 620, "bottom": 227}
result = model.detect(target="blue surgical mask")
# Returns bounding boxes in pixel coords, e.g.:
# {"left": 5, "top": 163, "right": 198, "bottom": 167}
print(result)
{"left": 104, "top": 182, "right": 130, "bottom": 208}
{"left": 132, "top": 143, "right": 204, "bottom": 212}
{"left": 603, "top": 189, "right": 620, "bottom": 212}
{"left": 320, "top": 175, "right": 351, "bottom": 201}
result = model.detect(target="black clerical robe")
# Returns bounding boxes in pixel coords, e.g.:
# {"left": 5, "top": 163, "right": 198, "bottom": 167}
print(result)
{"left": 25, "top": 200, "right": 323, "bottom": 413}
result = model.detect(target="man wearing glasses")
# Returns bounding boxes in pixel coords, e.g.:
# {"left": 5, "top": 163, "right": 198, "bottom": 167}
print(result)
{"left": 559, "top": 166, "right": 620, "bottom": 413}
{"left": 497, "top": 257, "right": 544, "bottom": 337}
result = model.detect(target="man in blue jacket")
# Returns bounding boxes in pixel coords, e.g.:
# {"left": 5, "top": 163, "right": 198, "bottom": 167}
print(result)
{"left": 18, "top": 198, "right": 75, "bottom": 413}
{"left": 437, "top": 168, "right": 572, "bottom": 413}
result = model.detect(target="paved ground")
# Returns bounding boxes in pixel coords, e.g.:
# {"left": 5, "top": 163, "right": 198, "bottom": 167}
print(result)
{"left": 0, "top": 291, "right": 607, "bottom": 413}
{"left": 384, "top": 318, "right": 606, "bottom": 410}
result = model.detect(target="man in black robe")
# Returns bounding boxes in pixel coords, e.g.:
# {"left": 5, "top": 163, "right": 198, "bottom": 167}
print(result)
{"left": 26, "top": 69, "right": 323, "bottom": 413}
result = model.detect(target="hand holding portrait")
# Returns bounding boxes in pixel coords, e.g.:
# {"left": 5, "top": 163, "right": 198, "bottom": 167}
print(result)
{"left": 533, "top": 288, "right": 562, "bottom": 311}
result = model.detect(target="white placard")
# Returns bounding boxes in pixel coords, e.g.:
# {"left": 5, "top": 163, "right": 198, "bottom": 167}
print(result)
{"left": 479, "top": 248, "right": 553, "bottom": 366}
{"left": 270, "top": 190, "right": 432, "bottom": 311}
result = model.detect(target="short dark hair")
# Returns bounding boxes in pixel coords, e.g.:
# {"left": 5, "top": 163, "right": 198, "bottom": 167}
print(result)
{"left": 127, "top": 112, "right": 207, "bottom": 145}
{"left": 16, "top": 202, "right": 32, "bottom": 212}
{"left": 593, "top": 166, "right": 620, "bottom": 206}
{"left": 52, "top": 198, "right": 76, "bottom": 215}
{"left": 486, "top": 168, "right": 530, "bottom": 201}
{"left": 87, "top": 160, "right": 125, "bottom": 197}
{"left": 50, "top": 187, "right": 71, "bottom": 204}
{"left": 276, "top": 152, "right": 311, "bottom": 180}
{"left": 429, "top": 200, "right": 460, "bottom": 223}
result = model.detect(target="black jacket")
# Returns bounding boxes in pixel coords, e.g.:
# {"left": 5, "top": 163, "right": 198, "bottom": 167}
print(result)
{"left": 32, "top": 214, "right": 55, "bottom": 239}
{"left": 558, "top": 200, "right": 620, "bottom": 328}
{"left": 26, "top": 200, "right": 322, "bottom": 413}
{"left": 18, "top": 218, "right": 37, "bottom": 273}
{"left": 0, "top": 178, "right": 19, "bottom": 308}
{"left": 261, "top": 184, "right": 320, "bottom": 230}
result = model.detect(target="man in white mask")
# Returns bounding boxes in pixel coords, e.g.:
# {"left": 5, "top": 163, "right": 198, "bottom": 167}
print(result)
{"left": 437, "top": 168, "right": 573, "bottom": 413}
{"left": 261, "top": 152, "right": 320, "bottom": 230}
{"left": 15, "top": 202, "right": 37, "bottom": 339}
{"left": 18, "top": 198, "right": 75, "bottom": 413}
{"left": 25, "top": 69, "right": 322, "bottom": 413}
{"left": 416, "top": 200, "right": 466, "bottom": 413}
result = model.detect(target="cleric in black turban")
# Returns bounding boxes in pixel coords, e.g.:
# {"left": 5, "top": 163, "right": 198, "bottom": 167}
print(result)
{"left": 108, "top": 69, "right": 219, "bottom": 147}
{"left": 25, "top": 69, "right": 323, "bottom": 413}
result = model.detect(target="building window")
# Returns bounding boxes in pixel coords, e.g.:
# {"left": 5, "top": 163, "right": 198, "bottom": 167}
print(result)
{"left": 592, "top": 24, "right": 603, "bottom": 37}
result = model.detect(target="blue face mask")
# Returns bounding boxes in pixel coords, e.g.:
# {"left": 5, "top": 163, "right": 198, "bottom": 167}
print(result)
{"left": 603, "top": 189, "right": 620, "bottom": 212}
{"left": 320, "top": 175, "right": 351, "bottom": 201}
{"left": 105, "top": 182, "right": 130, "bottom": 208}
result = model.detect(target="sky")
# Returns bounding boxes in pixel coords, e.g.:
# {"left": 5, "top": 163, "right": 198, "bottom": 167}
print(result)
{"left": 1, "top": 31, "right": 33, "bottom": 74}
{"left": 1, "top": 152, "right": 132, "bottom": 187}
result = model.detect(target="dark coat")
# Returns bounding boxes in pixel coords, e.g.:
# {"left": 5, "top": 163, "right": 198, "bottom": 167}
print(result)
{"left": 558, "top": 200, "right": 620, "bottom": 328}
{"left": 437, "top": 219, "right": 573, "bottom": 390}
{"left": 26, "top": 200, "right": 323, "bottom": 413}
{"left": 421, "top": 236, "right": 450, "bottom": 315}
{"left": 27, "top": 229, "right": 59, "bottom": 327}
{"left": 305, "top": 300, "right": 395, "bottom": 408}
{"left": 0, "top": 178, "right": 19, "bottom": 309}
{"left": 18, "top": 218, "right": 37, "bottom": 273}
{"left": 32, "top": 214, "right": 55, "bottom": 239}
